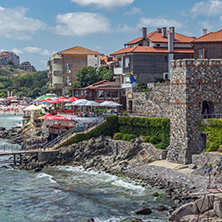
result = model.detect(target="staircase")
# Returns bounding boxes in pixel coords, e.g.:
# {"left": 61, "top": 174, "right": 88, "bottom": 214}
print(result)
{"left": 43, "top": 117, "right": 105, "bottom": 150}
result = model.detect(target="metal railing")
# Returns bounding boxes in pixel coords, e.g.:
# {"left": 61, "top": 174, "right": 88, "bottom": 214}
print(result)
{"left": 0, "top": 144, "right": 21, "bottom": 153}
{"left": 43, "top": 116, "right": 105, "bottom": 149}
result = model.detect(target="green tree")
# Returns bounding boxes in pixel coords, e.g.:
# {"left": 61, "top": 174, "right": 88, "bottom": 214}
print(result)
{"left": 74, "top": 66, "right": 114, "bottom": 88}
{"left": 97, "top": 67, "right": 114, "bottom": 81}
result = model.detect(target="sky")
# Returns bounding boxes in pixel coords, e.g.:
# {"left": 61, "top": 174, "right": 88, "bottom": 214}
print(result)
{"left": 0, "top": 0, "right": 222, "bottom": 70}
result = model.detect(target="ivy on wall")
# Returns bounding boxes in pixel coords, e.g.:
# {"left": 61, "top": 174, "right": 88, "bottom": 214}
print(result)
{"left": 199, "top": 119, "right": 222, "bottom": 152}
{"left": 62, "top": 116, "right": 170, "bottom": 149}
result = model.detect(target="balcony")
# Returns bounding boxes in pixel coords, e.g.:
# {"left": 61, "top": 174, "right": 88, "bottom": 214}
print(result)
{"left": 114, "top": 67, "right": 123, "bottom": 75}
{"left": 122, "top": 83, "right": 132, "bottom": 88}
{"left": 53, "top": 71, "right": 63, "bottom": 76}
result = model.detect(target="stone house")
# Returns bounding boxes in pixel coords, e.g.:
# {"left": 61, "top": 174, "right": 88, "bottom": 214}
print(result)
{"left": 48, "top": 46, "right": 103, "bottom": 96}
{"left": 111, "top": 27, "right": 194, "bottom": 87}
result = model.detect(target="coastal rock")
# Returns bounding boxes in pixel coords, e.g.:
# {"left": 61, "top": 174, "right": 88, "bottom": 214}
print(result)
{"left": 169, "top": 202, "right": 199, "bottom": 222}
{"left": 134, "top": 207, "right": 152, "bottom": 215}
{"left": 214, "top": 198, "right": 222, "bottom": 218}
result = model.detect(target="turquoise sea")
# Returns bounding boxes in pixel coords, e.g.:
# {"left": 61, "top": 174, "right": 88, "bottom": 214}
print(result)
{"left": 0, "top": 114, "right": 171, "bottom": 222}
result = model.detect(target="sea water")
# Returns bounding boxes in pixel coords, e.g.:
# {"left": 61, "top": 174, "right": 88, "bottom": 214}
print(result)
{"left": 0, "top": 114, "right": 172, "bottom": 222}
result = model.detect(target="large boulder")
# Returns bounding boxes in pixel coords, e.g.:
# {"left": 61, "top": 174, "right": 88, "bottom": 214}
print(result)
{"left": 135, "top": 207, "right": 152, "bottom": 215}
{"left": 169, "top": 202, "right": 199, "bottom": 222}
{"left": 119, "top": 217, "right": 142, "bottom": 222}
{"left": 195, "top": 195, "right": 215, "bottom": 213}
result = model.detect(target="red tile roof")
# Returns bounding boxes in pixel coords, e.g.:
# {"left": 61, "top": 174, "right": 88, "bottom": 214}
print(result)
{"left": 60, "top": 46, "right": 103, "bottom": 55}
{"left": 193, "top": 30, "right": 222, "bottom": 42}
{"left": 125, "top": 30, "right": 195, "bottom": 45}
{"left": 85, "top": 80, "right": 120, "bottom": 89}
{"left": 111, "top": 46, "right": 194, "bottom": 55}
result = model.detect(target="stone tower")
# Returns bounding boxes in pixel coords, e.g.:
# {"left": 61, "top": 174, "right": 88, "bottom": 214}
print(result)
{"left": 167, "top": 59, "right": 222, "bottom": 164}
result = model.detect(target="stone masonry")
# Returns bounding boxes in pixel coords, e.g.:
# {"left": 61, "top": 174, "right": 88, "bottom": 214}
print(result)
{"left": 126, "top": 83, "right": 170, "bottom": 117}
{"left": 167, "top": 59, "right": 222, "bottom": 164}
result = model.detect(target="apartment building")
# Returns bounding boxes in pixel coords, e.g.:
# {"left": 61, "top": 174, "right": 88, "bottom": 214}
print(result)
{"left": 0, "top": 51, "right": 20, "bottom": 66}
{"left": 48, "top": 46, "right": 103, "bottom": 96}
{"left": 20, "top": 61, "right": 36, "bottom": 72}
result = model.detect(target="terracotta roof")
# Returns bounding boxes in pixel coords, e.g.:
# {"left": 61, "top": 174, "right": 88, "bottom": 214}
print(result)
{"left": 111, "top": 46, "right": 194, "bottom": 55}
{"left": 60, "top": 46, "right": 103, "bottom": 55}
{"left": 193, "top": 30, "right": 222, "bottom": 42}
{"left": 125, "top": 30, "right": 195, "bottom": 45}
{"left": 85, "top": 80, "right": 120, "bottom": 89}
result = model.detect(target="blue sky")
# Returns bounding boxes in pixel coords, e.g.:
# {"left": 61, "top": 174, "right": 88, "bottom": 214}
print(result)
{"left": 1, "top": 0, "right": 222, "bottom": 70}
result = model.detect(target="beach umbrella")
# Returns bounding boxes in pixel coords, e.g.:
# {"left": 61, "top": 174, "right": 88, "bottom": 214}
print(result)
{"left": 65, "top": 97, "right": 79, "bottom": 103}
{"left": 48, "top": 114, "right": 71, "bottom": 121}
{"left": 85, "top": 101, "right": 100, "bottom": 106}
{"left": 53, "top": 97, "right": 66, "bottom": 103}
{"left": 36, "top": 95, "right": 54, "bottom": 101}
{"left": 23, "top": 105, "right": 41, "bottom": 111}
{"left": 99, "top": 101, "right": 122, "bottom": 107}
{"left": 40, "top": 98, "right": 54, "bottom": 102}
{"left": 37, "top": 114, "right": 53, "bottom": 119}
{"left": 72, "top": 99, "right": 88, "bottom": 106}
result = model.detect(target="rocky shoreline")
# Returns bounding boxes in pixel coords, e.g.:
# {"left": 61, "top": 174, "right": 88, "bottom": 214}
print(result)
{"left": 1, "top": 126, "right": 222, "bottom": 221}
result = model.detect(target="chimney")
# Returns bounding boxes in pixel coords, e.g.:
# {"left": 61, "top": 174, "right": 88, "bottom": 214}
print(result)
{"left": 168, "top": 32, "right": 174, "bottom": 52}
{"left": 203, "top": 29, "right": 208, "bottom": 35}
{"left": 142, "top": 27, "right": 147, "bottom": 39}
{"left": 162, "top": 27, "right": 167, "bottom": 38}
{"left": 157, "top": 28, "right": 161, "bottom": 33}
{"left": 170, "top": 26, "right": 175, "bottom": 40}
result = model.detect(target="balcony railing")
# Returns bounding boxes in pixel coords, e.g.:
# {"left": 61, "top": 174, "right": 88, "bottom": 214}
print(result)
{"left": 114, "top": 67, "right": 123, "bottom": 75}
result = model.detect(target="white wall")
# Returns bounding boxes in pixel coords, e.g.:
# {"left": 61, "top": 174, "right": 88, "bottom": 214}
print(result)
{"left": 87, "top": 55, "right": 101, "bottom": 68}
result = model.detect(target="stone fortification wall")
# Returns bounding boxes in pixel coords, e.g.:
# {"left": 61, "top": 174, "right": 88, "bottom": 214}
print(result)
{"left": 167, "top": 59, "right": 222, "bottom": 164}
{"left": 126, "top": 83, "right": 170, "bottom": 117}
{"left": 192, "top": 152, "right": 222, "bottom": 167}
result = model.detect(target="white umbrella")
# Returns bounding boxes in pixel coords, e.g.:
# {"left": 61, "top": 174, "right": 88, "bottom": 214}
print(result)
{"left": 72, "top": 99, "right": 88, "bottom": 106}
{"left": 85, "top": 101, "right": 100, "bottom": 106}
{"left": 23, "top": 105, "right": 41, "bottom": 111}
{"left": 99, "top": 101, "right": 122, "bottom": 107}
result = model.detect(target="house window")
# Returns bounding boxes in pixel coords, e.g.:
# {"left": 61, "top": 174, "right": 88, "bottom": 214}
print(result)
{"left": 197, "top": 48, "right": 205, "bottom": 59}
{"left": 66, "top": 64, "right": 71, "bottom": 73}
{"left": 124, "top": 57, "right": 130, "bottom": 68}
{"left": 157, "top": 44, "right": 160, "bottom": 47}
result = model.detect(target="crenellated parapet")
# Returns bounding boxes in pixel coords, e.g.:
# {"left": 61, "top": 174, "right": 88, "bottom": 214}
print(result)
{"left": 170, "top": 59, "right": 222, "bottom": 67}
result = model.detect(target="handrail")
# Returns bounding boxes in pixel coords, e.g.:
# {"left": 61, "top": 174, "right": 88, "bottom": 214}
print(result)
{"left": 43, "top": 116, "right": 104, "bottom": 149}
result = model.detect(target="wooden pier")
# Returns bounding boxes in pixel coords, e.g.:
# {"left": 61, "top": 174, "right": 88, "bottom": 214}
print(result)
{"left": 0, "top": 149, "right": 58, "bottom": 165}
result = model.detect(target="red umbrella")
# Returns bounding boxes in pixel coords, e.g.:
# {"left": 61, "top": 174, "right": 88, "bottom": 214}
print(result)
{"left": 48, "top": 114, "right": 71, "bottom": 121}
{"left": 37, "top": 114, "right": 53, "bottom": 119}
{"left": 40, "top": 98, "right": 53, "bottom": 102}
{"left": 65, "top": 97, "right": 79, "bottom": 103}
{"left": 53, "top": 97, "right": 67, "bottom": 103}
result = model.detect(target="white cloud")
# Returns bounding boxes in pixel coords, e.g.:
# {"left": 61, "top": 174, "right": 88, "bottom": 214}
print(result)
{"left": 55, "top": 12, "right": 111, "bottom": 36}
{"left": 191, "top": 0, "right": 222, "bottom": 16}
{"left": 116, "top": 24, "right": 133, "bottom": 32}
{"left": 70, "top": 0, "right": 134, "bottom": 8}
{"left": 0, "top": 6, "right": 46, "bottom": 40}
{"left": 138, "top": 18, "right": 183, "bottom": 29}
{"left": 125, "top": 7, "right": 142, "bottom": 16}
{"left": 23, "top": 47, "right": 55, "bottom": 56}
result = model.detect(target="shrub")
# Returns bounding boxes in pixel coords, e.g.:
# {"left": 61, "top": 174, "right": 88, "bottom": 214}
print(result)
{"left": 113, "top": 132, "right": 123, "bottom": 140}
{"left": 150, "top": 136, "right": 159, "bottom": 144}
{"left": 122, "top": 134, "right": 130, "bottom": 141}
{"left": 155, "top": 142, "right": 167, "bottom": 149}
{"left": 208, "top": 142, "right": 220, "bottom": 152}
{"left": 128, "top": 134, "right": 137, "bottom": 141}
{"left": 144, "top": 136, "right": 151, "bottom": 143}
